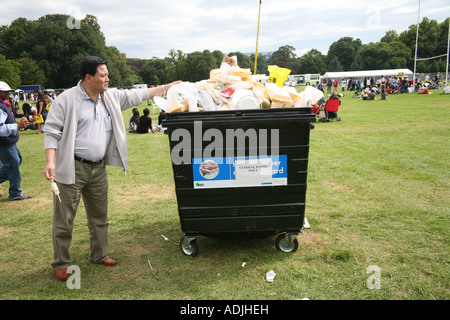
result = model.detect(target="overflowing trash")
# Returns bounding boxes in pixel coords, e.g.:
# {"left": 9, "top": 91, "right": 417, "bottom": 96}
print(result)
{"left": 156, "top": 56, "right": 324, "bottom": 113}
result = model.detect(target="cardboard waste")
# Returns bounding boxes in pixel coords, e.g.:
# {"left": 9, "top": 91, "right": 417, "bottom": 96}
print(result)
{"left": 157, "top": 56, "right": 324, "bottom": 113}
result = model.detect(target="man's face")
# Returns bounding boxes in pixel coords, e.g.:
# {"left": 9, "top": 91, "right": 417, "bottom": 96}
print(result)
{"left": 0, "top": 91, "right": 10, "bottom": 100}
{"left": 89, "top": 64, "right": 109, "bottom": 93}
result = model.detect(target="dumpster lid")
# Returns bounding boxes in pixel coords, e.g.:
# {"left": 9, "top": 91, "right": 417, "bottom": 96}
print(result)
{"left": 163, "top": 107, "right": 315, "bottom": 123}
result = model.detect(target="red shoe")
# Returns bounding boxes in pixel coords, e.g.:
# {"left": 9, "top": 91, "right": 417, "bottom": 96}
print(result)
{"left": 101, "top": 257, "right": 117, "bottom": 267}
{"left": 55, "top": 268, "right": 70, "bottom": 281}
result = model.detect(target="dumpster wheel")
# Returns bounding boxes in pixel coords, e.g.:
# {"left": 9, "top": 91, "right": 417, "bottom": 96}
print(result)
{"left": 180, "top": 236, "right": 198, "bottom": 257}
{"left": 275, "top": 233, "right": 299, "bottom": 253}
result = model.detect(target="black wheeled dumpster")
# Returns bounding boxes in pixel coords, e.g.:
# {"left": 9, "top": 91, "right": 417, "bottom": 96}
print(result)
{"left": 163, "top": 107, "right": 315, "bottom": 256}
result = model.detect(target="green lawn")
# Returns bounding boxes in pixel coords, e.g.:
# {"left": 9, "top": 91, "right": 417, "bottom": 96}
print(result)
{"left": 0, "top": 88, "right": 449, "bottom": 300}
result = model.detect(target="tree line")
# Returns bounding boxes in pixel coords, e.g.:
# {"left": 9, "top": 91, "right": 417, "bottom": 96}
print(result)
{"left": 0, "top": 14, "right": 448, "bottom": 89}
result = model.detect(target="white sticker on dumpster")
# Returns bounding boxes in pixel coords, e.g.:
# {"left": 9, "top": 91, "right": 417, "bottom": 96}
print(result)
{"left": 235, "top": 158, "right": 273, "bottom": 186}
{"left": 193, "top": 155, "right": 287, "bottom": 189}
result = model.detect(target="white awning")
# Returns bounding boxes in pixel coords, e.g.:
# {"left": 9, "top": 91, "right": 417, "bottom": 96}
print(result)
{"left": 323, "top": 69, "right": 413, "bottom": 79}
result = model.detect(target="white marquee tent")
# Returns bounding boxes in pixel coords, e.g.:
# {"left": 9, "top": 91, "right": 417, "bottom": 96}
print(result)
{"left": 323, "top": 69, "right": 413, "bottom": 80}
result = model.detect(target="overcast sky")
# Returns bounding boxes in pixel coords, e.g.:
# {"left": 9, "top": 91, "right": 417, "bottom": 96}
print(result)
{"left": 2, "top": 0, "right": 449, "bottom": 59}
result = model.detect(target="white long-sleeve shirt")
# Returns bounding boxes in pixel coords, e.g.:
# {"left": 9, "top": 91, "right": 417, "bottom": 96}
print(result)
{"left": 0, "top": 106, "right": 18, "bottom": 140}
{"left": 44, "top": 80, "right": 149, "bottom": 184}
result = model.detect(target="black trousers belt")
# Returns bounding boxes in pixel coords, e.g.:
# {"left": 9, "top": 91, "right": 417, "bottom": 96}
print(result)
{"left": 74, "top": 155, "right": 103, "bottom": 165}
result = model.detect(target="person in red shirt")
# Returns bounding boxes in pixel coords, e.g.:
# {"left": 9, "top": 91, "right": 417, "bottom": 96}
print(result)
{"left": 380, "top": 76, "right": 386, "bottom": 93}
{"left": 332, "top": 78, "right": 338, "bottom": 93}
{"left": 418, "top": 85, "right": 429, "bottom": 94}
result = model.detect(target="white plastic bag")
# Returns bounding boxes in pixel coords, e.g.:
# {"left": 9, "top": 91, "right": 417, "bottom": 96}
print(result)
{"left": 188, "top": 96, "right": 199, "bottom": 112}
{"left": 294, "top": 86, "right": 324, "bottom": 108}
{"left": 305, "top": 86, "right": 324, "bottom": 104}
{"left": 303, "top": 88, "right": 312, "bottom": 108}
{"left": 166, "top": 82, "right": 198, "bottom": 108}
{"left": 266, "top": 270, "right": 276, "bottom": 282}
{"left": 230, "top": 89, "right": 257, "bottom": 110}
{"left": 230, "top": 81, "right": 252, "bottom": 91}
{"left": 219, "top": 62, "right": 233, "bottom": 76}
{"left": 198, "top": 90, "right": 216, "bottom": 111}
{"left": 153, "top": 96, "right": 171, "bottom": 112}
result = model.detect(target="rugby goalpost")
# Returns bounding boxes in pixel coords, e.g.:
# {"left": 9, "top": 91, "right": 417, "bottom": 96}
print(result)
{"left": 413, "top": 0, "right": 450, "bottom": 88}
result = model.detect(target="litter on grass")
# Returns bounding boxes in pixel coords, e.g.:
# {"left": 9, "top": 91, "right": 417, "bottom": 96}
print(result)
{"left": 303, "top": 217, "right": 310, "bottom": 229}
{"left": 266, "top": 270, "right": 276, "bottom": 282}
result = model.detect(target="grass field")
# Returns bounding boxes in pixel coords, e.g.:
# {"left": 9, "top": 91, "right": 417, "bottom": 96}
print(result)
{"left": 0, "top": 87, "right": 449, "bottom": 300}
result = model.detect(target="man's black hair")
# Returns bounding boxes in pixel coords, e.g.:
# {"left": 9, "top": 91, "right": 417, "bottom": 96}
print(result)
{"left": 80, "top": 56, "right": 107, "bottom": 80}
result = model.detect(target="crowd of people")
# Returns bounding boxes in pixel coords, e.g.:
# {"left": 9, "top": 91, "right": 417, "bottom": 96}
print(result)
{"left": 317, "top": 75, "right": 441, "bottom": 100}
{"left": 2, "top": 90, "right": 60, "bottom": 133}
{"left": 128, "top": 107, "right": 166, "bottom": 134}
{"left": 1, "top": 85, "right": 64, "bottom": 203}
{"left": 7, "top": 87, "right": 167, "bottom": 135}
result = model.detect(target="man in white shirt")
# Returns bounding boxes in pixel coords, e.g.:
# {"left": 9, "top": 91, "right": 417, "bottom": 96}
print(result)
{"left": 43, "top": 56, "right": 180, "bottom": 281}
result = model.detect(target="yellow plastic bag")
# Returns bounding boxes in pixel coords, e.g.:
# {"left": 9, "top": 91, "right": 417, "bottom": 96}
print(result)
{"left": 267, "top": 65, "right": 291, "bottom": 88}
{"left": 36, "top": 114, "right": 44, "bottom": 124}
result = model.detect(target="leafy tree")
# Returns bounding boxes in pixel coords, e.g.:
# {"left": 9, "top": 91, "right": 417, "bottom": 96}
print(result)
{"left": 416, "top": 18, "right": 440, "bottom": 60}
{"left": 2, "top": 13, "right": 447, "bottom": 87}
{"left": 16, "top": 57, "right": 45, "bottom": 85}
{"left": 0, "top": 14, "right": 122, "bottom": 88}
{"left": 268, "top": 45, "right": 298, "bottom": 70}
{"left": 248, "top": 53, "right": 269, "bottom": 75}
{"left": 211, "top": 50, "right": 225, "bottom": 67}
{"left": 147, "top": 58, "right": 173, "bottom": 85}
{"left": 184, "top": 50, "right": 217, "bottom": 82}
{"left": 328, "top": 56, "right": 343, "bottom": 72}
{"left": 381, "top": 30, "right": 399, "bottom": 43}
{"left": 139, "top": 63, "right": 159, "bottom": 85}
{"left": 327, "top": 37, "right": 362, "bottom": 71}
{"left": 30, "top": 15, "right": 83, "bottom": 87}
{"left": 0, "top": 18, "right": 32, "bottom": 59}
{"left": 104, "top": 46, "right": 139, "bottom": 87}
{"left": 227, "top": 51, "right": 252, "bottom": 70}
{"left": 350, "top": 53, "right": 365, "bottom": 71}
{"left": 165, "top": 49, "right": 187, "bottom": 81}
{"left": 0, "top": 54, "right": 20, "bottom": 88}
{"left": 398, "top": 17, "right": 447, "bottom": 72}
{"left": 356, "top": 41, "right": 411, "bottom": 70}
{"left": 437, "top": 18, "right": 450, "bottom": 57}
{"left": 297, "top": 49, "right": 327, "bottom": 74}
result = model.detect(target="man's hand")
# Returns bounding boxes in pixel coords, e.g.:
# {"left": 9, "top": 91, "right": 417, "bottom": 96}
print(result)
{"left": 17, "top": 119, "right": 29, "bottom": 129}
{"left": 166, "top": 80, "right": 182, "bottom": 88}
{"left": 44, "top": 162, "right": 55, "bottom": 180}
{"left": 147, "top": 80, "right": 182, "bottom": 98}
{"left": 44, "top": 149, "right": 56, "bottom": 180}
